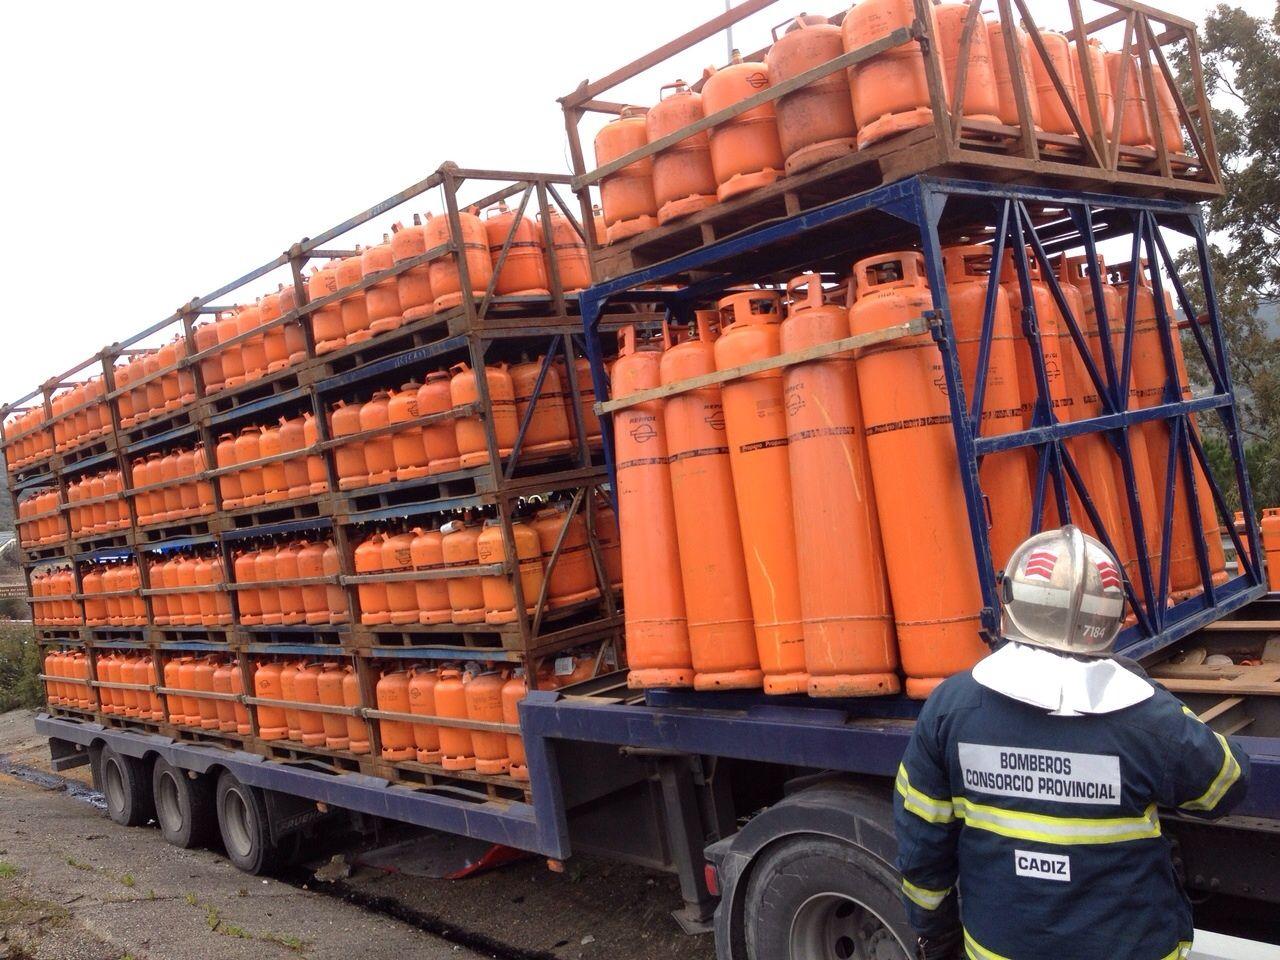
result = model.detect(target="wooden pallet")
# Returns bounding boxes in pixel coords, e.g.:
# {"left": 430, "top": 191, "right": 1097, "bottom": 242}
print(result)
{"left": 216, "top": 495, "right": 332, "bottom": 533}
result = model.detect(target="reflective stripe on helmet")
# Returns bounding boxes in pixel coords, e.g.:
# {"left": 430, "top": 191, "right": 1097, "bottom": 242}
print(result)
{"left": 1009, "top": 580, "right": 1124, "bottom": 618}
{"left": 1180, "top": 729, "right": 1242, "bottom": 813}
{"left": 901, "top": 877, "right": 951, "bottom": 911}
{"left": 896, "top": 764, "right": 955, "bottom": 824}
{"left": 954, "top": 799, "right": 1162, "bottom": 845}
{"left": 965, "top": 929, "right": 1190, "bottom": 960}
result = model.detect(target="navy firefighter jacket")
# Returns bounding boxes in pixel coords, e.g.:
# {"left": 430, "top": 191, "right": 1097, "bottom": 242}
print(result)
{"left": 893, "top": 671, "right": 1249, "bottom": 960}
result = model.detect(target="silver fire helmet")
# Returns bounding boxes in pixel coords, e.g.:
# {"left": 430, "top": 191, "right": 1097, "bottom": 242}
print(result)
{"left": 1000, "top": 525, "right": 1126, "bottom": 657}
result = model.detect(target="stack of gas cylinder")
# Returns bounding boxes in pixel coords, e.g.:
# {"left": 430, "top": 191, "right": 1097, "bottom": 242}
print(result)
{"left": 129, "top": 445, "right": 214, "bottom": 526}
{"left": 187, "top": 288, "right": 309, "bottom": 397}
{"left": 251, "top": 656, "right": 362, "bottom": 749}
{"left": 42, "top": 649, "right": 92, "bottom": 710}
{"left": 615, "top": 251, "right": 1226, "bottom": 700}
{"left": 66, "top": 470, "right": 129, "bottom": 539}
{"left": 3, "top": 408, "right": 53, "bottom": 472}
{"left": 594, "top": 4, "right": 1187, "bottom": 243}
{"left": 17, "top": 489, "right": 66, "bottom": 547}
{"left": 80, "top": 562, "right": 146, "bottom": 627}
{"left": 92, "top": 653, "right": 165, "bottom": 721}
{"left": 161, "top": 655, "right": 249, "bottom": 733}
{"left": 115, "top": 338, "right": 198, "bottom": 427}
{"left": 30, "top": 568, "right": 81, "bottom": 626}
{"left": 232, "top": 539, "right": 348, "bottom": 627}
{"left": 49, "top": 377, "right": 112, "bottom": 452}
{"left": 148, "top": 551, "right": 233, "bottom": 627}
{"left": 215, "top": 417, "right": 328, "bottom": 509}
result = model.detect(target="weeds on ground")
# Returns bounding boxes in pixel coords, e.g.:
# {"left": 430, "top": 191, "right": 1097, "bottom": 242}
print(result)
{"left": 0, "top": 622, "right": 41, "bottom": 712}
{"left": 64, "top": 856, "right": 93, "bottom": 872}
{"left": 0, "top": 860, "right": 19, "bottom": 878}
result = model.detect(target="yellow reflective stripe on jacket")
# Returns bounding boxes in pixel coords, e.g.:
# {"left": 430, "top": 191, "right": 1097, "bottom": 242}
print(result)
{"left": 1180, "top": 730, "right": 1242, "bottom": 812}
{"left": 896, "top": 764, "right": 955, "bottom": 824}
{"left": 963, "top": 929, "right": 1012, "bottom": 960}
{"left": 901, "top": 877, "right": 950, "bottom": 911}
{"left": 955, "top": 799, "right": 1161, "bottom": 845}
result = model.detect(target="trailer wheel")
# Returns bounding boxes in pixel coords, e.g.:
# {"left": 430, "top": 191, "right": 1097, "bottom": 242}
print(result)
{"left": 152, "top": 758, "right": 215, "bottom": 849}
{"left": 215, "top": 772, "right": 281, "bottom": 875}
{"left": 743, "top": 835, "right": 911, "bottom": 960}
{"left": 98, "top": 746, "right": 154, "bottom": 828}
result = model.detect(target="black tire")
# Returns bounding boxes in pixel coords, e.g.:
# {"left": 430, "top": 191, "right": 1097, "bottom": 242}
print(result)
{"left": 152, "top": 758, "right": 215, "bottom": 849}
{"left": 98, "top": 746, "right": 154, "bottom": 828}
{"left": 743, "top": 835, "right": 913, "bottom": 960}
{"left": 214, "top": 771, "right": 281, "bottom": 875}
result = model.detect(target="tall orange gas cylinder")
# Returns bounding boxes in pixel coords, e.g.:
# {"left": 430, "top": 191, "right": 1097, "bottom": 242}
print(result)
{"left": 767, "top": 15, "right": 858, "bottom": 174}
{"left": 1105, "top": 50, "right": 1151, "bottom": 148}
{"left": 849, "top": 252, "right": 988, "bottom": 698}
{"left": 372, "top": 670, "right": 413, "bottom": 759}
{"left": 434, "top": 668, "right": 475, "bottom": 771}
{"left": 275, "top": 542, "right": 306, "bottom": 625}
{"left": 381, "top": 531, "right": 418, "bottom": 625}
{"left": 594, "top": 106, "right": 659, "bottom": 244}
{"left": 343, "top": 667, "right": 370, "bottom": 754}
{"left": 1151, "top": 70, "right": 1184, "bottom": 156}
{"left": 935, "top": 4, "right": 1001, "bottom": 124}
{"left": 425, "top": 211, "right": 493, "bottom": 312}
{"left": 510, "top": 358, "right": 573, "bottom": 458}
{"left": 212, "top": 661, "right": 237, "bottom": 733}
{"left": 317, "top": 663, "right": 349, "bottom": 751}
{"left": 407, "top": 668, "right": 442, "bottom": 764}
{"left": 1030, "top": 31, "right": 1079, "bottom": 136}
{"left": 293, "top": 663, "right": 326, "bottom": 748}
{"left": 1071, "top": 39, "right": 1114, "bottom": 137}
{"left": 442, "top": 520, "right": 486, "bottom": 623}
{"left": 501, "top": 671, "right": 528, "bottom": 780}
{"left": 450, "top": 362, "right": 518, "bottom": 468}
{"left": 388, "top": 382, "right": 430, "bottom": 481}
{"left": 279, "top": 661, "right": 304, "bottom": 741}
{"left": 336, "top": 252, "right": 372, "bottom": 345}
{"left": 302, "top": 413, "right": 328, "bottom": 495}
{"left": 660, "top": 311, "right": 760, "bottom": 690}
{"left": 781, "top": 275, "right": 899, "bottom": 696}
{"left": 411, "top": 528, "right": 452, "bottom": 623}
{"left": 646, "top": 81, "right": 717, "bottom": 224}
{"left": 843, "top": 0, "right": 940, "bottom": 147}
{"left": 702, "top": 52, "right": 785, "bottom": 201}
{"left": 330, "top": 400, "right": 368, "bottom": 491}
{"left": 465, "top": 670, "right": 509, "bottom": 775}
{"left": 476, "top": 518, "right": 545, "bottom": 624}
{"left": 308, "top": 261, "right": 347, "bottom": 354}
{"left": 363, "top": 236, "right": 403, "bottom": 335}
{"left": 355, "top": 533, "right": 389, "bottom": 625}
{"left": 392, "top": 215, "right": 435, "bottom": 323}
{"left": 941, "top": 245, "right": 1034, "bottom": 569}
{"left": 1263, "top": 508, "right": 1280, "bottom": 592}
{"left": 484, "top": 203, "right": 550, "bottom": 296}
{"left": 539, "top": 210, "right": 593, "bottom": 293}
{"left": 612, "top": 326, "right": 693, "bottom": 688}
{"left": 360, "top": 391, "right": 396, "bottom": 486}
{"left": 531, "top": 504, "right": 600, "bottom": 609}
{"left": 417, "top": 371, "right": 462, "bottom": 474}
{"left": 255, "top": 546, "right": 283, "bottom": 626}
{"left": 714, "top": 291, "right": 807, "bottom": 694}
{"left": 988, "top": 21, "right": 1040, "bottom": 128}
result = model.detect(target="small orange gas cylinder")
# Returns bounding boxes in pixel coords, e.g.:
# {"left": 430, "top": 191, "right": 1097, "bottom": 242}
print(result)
{"left": 1071, "top": 39, "right": 1114, "bottom": 137}
{"left": 297, "top": 540, "right": 330, "bottom": 625}
{"left": 118, "top": 656, "right": 140, "bottom": 717}
{"left": 336, "top": 252, "right": 372, "bottom": 345}
{"left": 715, "top": 291, "right": 807, "bottom": 694}
{"left": 407, "top": 667, "right": 442, "bottom": 763}
{"left": 1262, "top": 508, "right": 1280, "bottom": 592}
{"left": 434, "top": 668, "right": 475, "bottom": 771}
{"left": 781, "top": 275, "right": 900, "bottom": 697}
{"left": 317, "top": 662, "right": 349, "bottom": 751}
{"left": 531, "top": 504, "right": 600, "bottom": 609}
{"left": 850, "top": 252, "right": 988, "bottom": 698}
{"left": 259, "top": 289, "right": 289, "bottom": 374}
{"left": 476, "top": 518, "right": 546, "bottom": 624}
{"left": 194, "top": 658, "right": 220, "bottom": 730}
{"left": 256, "top": 546, "right": 284, "bottom": 626}
{"left": 159, "top": 451, "right": 183, "bottom": 521}
{"left": 177, "top": 657, "right": 203, "bottom": 726}
{"left": 308, "top": 261, "right": 347, "bottom": 355}
{"left": 277, "top": 416, "right": 310, "bottom": 500}
{"left": 768, "top": 15, "right": 858, "bottom": 174}
{"left": 484, "top": 203, "right": 550, "bottom": 297}
{"left": 388, "top": 382, "right": 430, "bottom": 481}
{"left": 935, "top": 3, "right": 1001, "bottom": 124}
{"left": 612, "top": 326, "right": 693, "bottom": 688}
{"left": 363, "top": 235, "right": 403, "bottom": 335}
{"left": 324, "top": 541, "right": 350, "bottom": 624}
{"left": 843, "top": 0, "right": 940, "bottom": 147}
{"left": 330, "top": 400, "right": 369, "bottom": 491}
{"left": 392, "top": 215, "right": 435, "bottom": 323}
{"left": 234, "top": 427, "right": 265, "bottom": 508}
{"left": 510, "top": 358, "right": 573, "bottom": 458}
{"left": 275, "top": 541, "right": 307, "bottom": 626}
{"left": 342, "top": 666, "right": 369, "bottom": 754}
{"left": 360, "top": 391, "right": 396, "bottom": 486}
{"left": 162, "top": 657, "right": 185, "bottom": 723}
{"left": 1031, "top": 31, "right": 1080, "bottom": 136}
{"left": 215, "top": 309, "right": 247, "bottom": 389}
{"left": 381, "top": 531, "right": 418, "bottom": 625}
{"left": 302, "top": 413, "right": 328, "bottom": 495}
{"left": 501, "top": 670, "right": 529, "bottom": 780}
{"left": 660, "top": 311, "right": 760, "bottom": 690}
{"left": 195, "top": 321, "right": 225, "bottom": 393}
{"left": 539, "top": 210, "right": 593, "bottom": 293}
{"left": 595, "top": 106, "right": 659, "bottom": 244}
{"left": 260, "top": 422, "right": 288, "bottom": 504}
{"left": 561, "top": 355, "right": 602, "bottom": 450}
{"left": 236, "top": 303, "right": 268, "bottom": 384}
{"left": 465, "top": 669, "right": 509, "bottom": 775}
{"left": 293, "top": 663, "right": 327, "bottom": 748}
{"left": 279, "top": 661, "right": 304, "bottom": 741}
{"left": 216, "top": 433, "right": 243, "bottom": 509}
{"left": 647, "top": 81, "right": 717, "bottom": 224}
{"left": 442, "top": 520, "right": 486, "bottom": 624}
{"left": 1105, "top": 50, "right": 1151, "bottom": 148}
{"left": 212, "top": 661, "right": 237, "bottom": 733}
{"left": 702, "top": 52, "right": 786, "bottom": 201}
{"left": 355, "top": 533, "right": 390, "bottom": 625}
{"left": 988, "top": 20, "right": 1040, "bottom": 128}
{"left": 417, "top": 371, "right": 462, "bottom": 474}
{"left": 450, "top": 362, "right": 518, "bottom": 468}
{"left": 411, "top": 527, "right": 453, "bottom": 624}
{"left": 234, "top": 550, "right": 262, "bottom": 625}
{"left": 426, "top": 211, "right": 494, "bottom": 312}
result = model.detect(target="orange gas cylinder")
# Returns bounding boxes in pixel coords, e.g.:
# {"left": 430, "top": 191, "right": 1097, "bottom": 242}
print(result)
{"left": 1262, "top": 508, "right": 1280, "bottom": 592}
{"left": 780, "top": 276, "right": 899, "bottom": 697}
{"left": 159, "top": 451, "right": 184, "bottom": 521}
{"left": 988, "top": 20, "right": 1040, "bottom": 128}
{"left": 323, "top": 541, "right": 350, "bottom": 624}
{"left": 177, "top": 658, "right": 203, "bottom": 726}
{"left": 407, "top": 668, "right": 442, "bottom": 763}
{"left": 277, "top": 416, "right": 310, "bottom": 500}
{"left": 275, "top": 541, "right": 306, "bottom": 626}
{"left": 660, "top": 312, "right": 760, "bottom": 690}
{"left": 144, "top": 354, "right": 166, "bottom": 421}
{"left": 135, "top": 657, "right": 162, "bottom": 721}
{"left": 234, "top": 427, "right": 266, "bottom": 508}
{"left": 942, "top": 245, "right": 1034, "bottom": 570}
{"left": 336, "top": 252, "right": 372, "bottom": 344}
{"left": 162, "top": 658, "right": 185, "bottom": 723}
{"left": 102, "top": 565, "right": 124, "bottom": 625}
{"left": 363, "top": 236, "right": 402, "bottom": 336}
{"left": 1105, "top": 50, "right": 1151, "bottom": 148}
{"left": 510, "top": 358, "right": 573, "bottom": 458}
{"left": 340, "top": 667, "right": 368, "bottom": 754}
{"left": 417, "top": 371, "right": 462, "bottom": 474}
{"left": 1151, "top": 69, "right": 1184, "bottom": 156}
{"left": 647, "top": 81, "right": 717, "bottom": 224}
{"left": 174, "top": 555, "right": 201, "bottom": 626}
{"left": 105, "top": 470, "right": 128, "bottom": 529}
{"left": 215, "top": 433, "right": 243, "bottom": 508}
{"left": 715, "top": 291, "right": 807, "bottom": 694}
{"left": 308, "top": 262, "right": 347, "bottom": 354}
{"left": 425, "top": 210, "right": 493, "bottom": 312}
{"left": 702, "top": 52, "right": 785, "bottom": 201}
{"left": 843, "top": 0, "right": 939, "bottom": 147}
{"left": 539, "top": 210, "right": 593, "bottom": 293}
{"left": 532, "top": 504, "right": 600, "bottom": 609}
{"left": 236, "top": 304, "right": 268, "bottom": 383}
{"left": 210, "top": 555, "right": 234, "bottom": 625}
{"left": 476, "top": 518, "right": 545, "bottom": 624}
{"left": 234, "top": 550, "right": 262, "bottom": 625}
{"left": 260, "top": 289, "right": 288, "bottom": 374}
{"left": 465, "top": 670, "right": 509, "bottom": 775}
{"left": 279, "top": 661, "right": 304, "bottom": 741}
{"left": 82, "top": 567, "right": 107, "bottom": 626}
{"left": 595, "top": 106, "right": 659, "bottom": 244}
{"left": 849, "top": 252, "right": 988, "bottom": 697}
{"left": 293, "top": 663, "right": 327, "bottom": 748}
{"left": 216, "top": 310, "right": 247, "bottom": 388}
{"left": 1234, "top": 511, "right": 1252, "bottom": 565}
{"left": 195, "top": 320, "right": 225, "bottom": 393}
{"left": 317, "top": 663, "right": 350, "bottom": 751}
{"left": 150, "top": 559, "right": 172, "bottom": 625}
{"left": 118, "top": 656, "right": 141, "bottom": 718}
{"left": 212, "top": 661, "right": 237, "bottom": 733}
{"left": 560, "top": 355, "right": 602, "bottom": 450}
{"left": 392, "top": 216, "right": 435, "bottom": 323}
{"left": 936, "top": 4, "right": 1001, "bottom": 125}
{"left": 229, "top": 662, "right": 250, "bottom": 734}
{"left": 297, "top": 540, "right": 330, "bottom": 625}
{"left": 1071, "top": 39, "right": 1114, "bottom": 137}
{"left": 410, "top": 528, "right": 452, "bottom": 624}
{"left": 450, "top": 362, "right": 518, "bottom": 468}
{"left": 767, "top": 15, "right": 858, "bottom": 174}
{"left": 114, "top": 362, "right": 137, "bottom": 426}
{"left": 278, "top": 282, "right": 307, "bottom": 367}
{"left": 88, "top": 473, "right": 108, "bottom": 532}
{"left": 484, "top": 203, "right": 550, "bottom": 297}
{"left": 360, "top": 391, "right": 396, "bottom": 486}
{"left": 389, "top": 383, "right": 430, "bottom": 481}
{"left": 260, "top": 422, "right": 288, "bottom": 504}
{"left": 295, "top": 414, "right": 324, "bottom": 496}
{"left": 194, "top": 658, "right": 220, "bottom": 730}
{"left": 434, "top": 668, "right": 475, "bottom": 771}
{"left": 355, "top": 533, "right": 389, "bottom": 625}
{"left": 46, "top": 650, "right": 65, "bottom": 708}
{"left": 501, "top": 671, "right": 528, "bottom": 780}
{"left": 74, "top": 653, "right": 93, "bottom": 710}
{"left": 441, "top": 520, "right": 486, "bottom": 623}
{"left": 330, "top": 400, "right": 369, "bottom": 491}
{"left": 193, "top": 556, "right": 218, "bottom": 626}
{"left": 1031, "top": 31, "right": 1080, "bottom": 136}
{"left": 381, "top": 531, "right": 418, "bottom": 625}
{"left": 376, "top": 670, "right": 415, "bottom": 761}
{"left": 612, "top": 326, "right": 693, "bottom": 688}
{"left": 256, "top": 546, "right": 284, "bottom": 626}
{"left": 254, "top": 660, "right": 288, "bottom": 740}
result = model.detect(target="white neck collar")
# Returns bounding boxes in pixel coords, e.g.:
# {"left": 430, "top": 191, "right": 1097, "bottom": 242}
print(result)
{"left": 971, "top": 642, "right": 1155, "bottom": 716}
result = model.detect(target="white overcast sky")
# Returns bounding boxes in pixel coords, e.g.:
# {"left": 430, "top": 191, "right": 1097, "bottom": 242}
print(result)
{"left": 1, "top": 0, "right": 1273, "bottom": 407}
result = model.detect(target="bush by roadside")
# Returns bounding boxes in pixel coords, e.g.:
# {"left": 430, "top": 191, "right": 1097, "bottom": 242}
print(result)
{"left": 0, "top": 622, "right": 41, "bottom": 712}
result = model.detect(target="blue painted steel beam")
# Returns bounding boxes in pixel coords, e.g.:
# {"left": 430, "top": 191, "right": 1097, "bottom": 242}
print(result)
{"left": 220, "top": 516, "right": 333, "bottom": 543}
{"left": 207, "top": 386, "right": 310, "bottom": 429}
{"left": 315, "top": 335, "right": 469, "bottom": 396}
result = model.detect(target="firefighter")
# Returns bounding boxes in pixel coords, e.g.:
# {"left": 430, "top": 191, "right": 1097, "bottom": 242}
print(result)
{"left": 894, "top": 525, "right": 1250, "bottom": 960}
